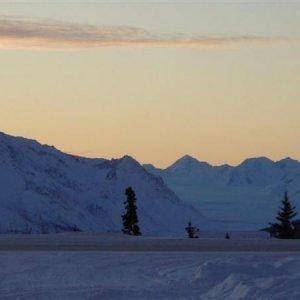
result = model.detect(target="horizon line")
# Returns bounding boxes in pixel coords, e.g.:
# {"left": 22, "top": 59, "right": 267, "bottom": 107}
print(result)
{"left": 1, "top": 131, "right": 298, "bottom": 169}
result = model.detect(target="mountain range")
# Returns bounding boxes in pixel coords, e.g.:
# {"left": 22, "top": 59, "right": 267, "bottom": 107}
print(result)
{"left": 144, "top": 155, "right": 300, "bottom": 230}
{"left": 0, "top": 132, "right": 203, "bottom": 235}
{"left": 0, "top": 131, "right": 299, "bottom": 234}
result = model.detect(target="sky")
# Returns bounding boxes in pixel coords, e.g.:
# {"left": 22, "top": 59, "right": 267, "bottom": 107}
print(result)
{"left": 0, "top": 0, "right": 300, "bottom": 167}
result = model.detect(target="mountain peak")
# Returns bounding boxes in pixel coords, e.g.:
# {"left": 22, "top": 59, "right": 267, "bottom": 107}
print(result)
{"left": 180, "top": 154, "right": 198, "bottom": 162}
{"left": 278, "top": 157, "right": 299, "bottom": 164}
{"left": 276, "top": 157, "right": 300, "bottom": 170}
{"left": 168, "top": 155, "right": 199, "bottom": 168}
{"left": 111, "top": 155, "right": 144, "bottom": 173}
{"left": 120, "top": 155, "right": 137, "bottom": 163}
{"left": 239, "top": 156, "right": 274, "bottom": 167}
{"left": 166, "top": 155, "right": 211, "bottom": 173}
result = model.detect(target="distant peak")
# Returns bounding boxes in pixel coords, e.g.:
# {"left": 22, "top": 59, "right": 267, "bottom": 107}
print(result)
{"left": 174, "top": 154, "right": 203, "bottom": 165}
{"left": 166, "top": 154, "right": 211, "bottom": 173}
{"left": 111, "top": 155, "right": 137, "bottom": 165}
{"left": 120, "top": 155, "right": 136, "bottom": 162}
{"left": 239, "top": 156, "right": 274, "bottom": 167}
{"left": 180, "top": 154, "right": 198, "bottom": 161}
{"left": 113, "top": 155, "right": 143, "bottom": 171}
{"left": 169, "top": 155, "right": 199, "bottom": 167}
{"left": 278, "top": 157, "right": 298, "bottom": 163}
{"left": 276, "top": 157, "right": 300, "bottom": 168}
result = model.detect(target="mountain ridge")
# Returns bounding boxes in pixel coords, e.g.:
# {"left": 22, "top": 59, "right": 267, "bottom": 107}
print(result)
{"left": 152, "top": 154, "right": 300, "bottom": 171}
{"left": 1, "top": 131, "right": 299, "bottom": 232}
{"left": 0, "top": 132, "right": 205, "bottom": 235}
{"left": 144, "top": 154, "right": 300, "bottom": 230}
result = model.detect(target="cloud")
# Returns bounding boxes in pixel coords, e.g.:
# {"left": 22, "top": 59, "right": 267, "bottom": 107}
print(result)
{"left": 0, "top": 16, "right": 290, "bottom": 50}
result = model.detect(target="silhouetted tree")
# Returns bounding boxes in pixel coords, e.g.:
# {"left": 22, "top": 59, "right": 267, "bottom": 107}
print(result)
{"left": 122, "top": 187, "right": 141, "bottom": 236}
{"left": 225, "top": 232, "right": 230, "bottom": 239}
{"left": 185, "top": 221, "right": 199, "bottom": 238}
{"left": 270, "top": 192, "right": 297, "bottom": 239}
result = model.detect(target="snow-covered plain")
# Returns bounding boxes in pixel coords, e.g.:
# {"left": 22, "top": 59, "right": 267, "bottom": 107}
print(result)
{"left": 0, "top": 250, "right": 299, "bottom": 299}
{"left": 1, "top": 232, "right": 300, "bottom": 252}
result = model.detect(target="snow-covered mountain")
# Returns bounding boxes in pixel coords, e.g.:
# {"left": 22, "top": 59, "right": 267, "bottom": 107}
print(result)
{"left": 1, "top": 131, "right": 299, "bottom": 233}
{"left": 144, "top": 155, "right": 300, "bottom": 230}
{"left": 0, "top": 132, "right": 203, "bottom": 236}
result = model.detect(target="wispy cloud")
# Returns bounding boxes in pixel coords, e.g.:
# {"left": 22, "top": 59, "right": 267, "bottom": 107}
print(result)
{"left": 0, "top": 16, "right": 290, "bottom": 50}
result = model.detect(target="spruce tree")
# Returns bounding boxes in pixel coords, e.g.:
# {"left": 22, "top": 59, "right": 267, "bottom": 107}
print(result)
{"left": 270, "top": 192, "right": 297, "bottom": 239}
{"left": 185, "top": 221, "right": 199, "bottom": 238}
{"left": 122, "top": 187, "right": 141, "bottom": 236}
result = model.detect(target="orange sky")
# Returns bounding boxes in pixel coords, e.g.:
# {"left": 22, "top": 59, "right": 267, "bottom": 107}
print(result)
{"left": 0, "top": 2, "right": 300, "bottom": 167}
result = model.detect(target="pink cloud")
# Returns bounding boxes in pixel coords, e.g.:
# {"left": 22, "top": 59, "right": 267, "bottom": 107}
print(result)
{"left": 0, "top": 16, "right": 290, "bottom": 50}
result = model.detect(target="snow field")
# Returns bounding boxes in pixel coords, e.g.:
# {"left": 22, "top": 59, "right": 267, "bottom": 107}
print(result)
{"left": 0, "top": 251, "right": 299, "bottom": 299}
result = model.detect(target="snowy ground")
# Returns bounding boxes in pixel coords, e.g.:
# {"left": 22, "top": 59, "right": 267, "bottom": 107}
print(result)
{"left": 0, "top": 251, "right": 300, "bottom": 299}
{"left": 0, "top": 232, "right": 300, "bottom": 252}
{"left": 0, "top": 233, "right": 299, "bottom": 299}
